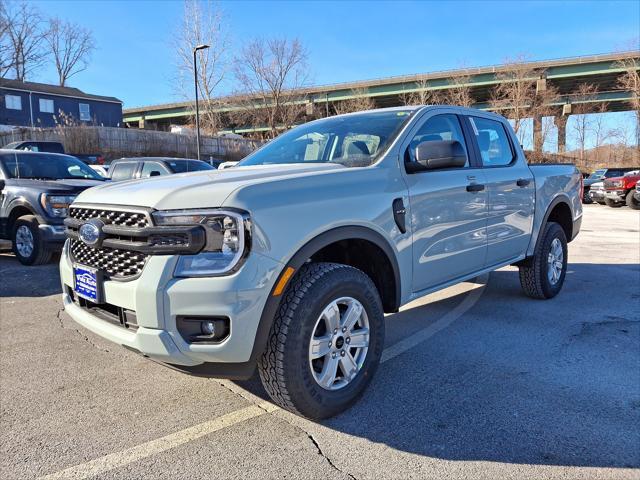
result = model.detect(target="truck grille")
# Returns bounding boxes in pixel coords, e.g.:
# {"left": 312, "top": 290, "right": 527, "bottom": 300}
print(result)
{"left": 69, "top": 207, "right": 149, "bottom": 228}
{"left": 68, "top": 205, "right": 152, "bottom": 279}
{"left": 70, "top": 240, "right": 148, "bottom": 279}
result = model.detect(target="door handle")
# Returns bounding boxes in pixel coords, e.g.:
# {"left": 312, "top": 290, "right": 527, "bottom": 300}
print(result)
{"left": 466, "top": 184, "right": 485, "bottom": 193}
{"left": 516, "top": 178, "right": 531, "bottom": 187}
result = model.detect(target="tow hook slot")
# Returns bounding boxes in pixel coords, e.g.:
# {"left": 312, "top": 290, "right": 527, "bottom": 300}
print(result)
{"left": 392, "top": 198, "right": 406, "bottom": 234}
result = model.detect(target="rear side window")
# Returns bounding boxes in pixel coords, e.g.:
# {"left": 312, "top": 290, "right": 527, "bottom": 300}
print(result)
{"left": 110, "top": 162, "right": 137, "bottom": 181}
{"left": 141, "top": 161, "right": 168, "bottom": 178}
{"left": 469, "top": 117, "right": 514, "bottom": 167}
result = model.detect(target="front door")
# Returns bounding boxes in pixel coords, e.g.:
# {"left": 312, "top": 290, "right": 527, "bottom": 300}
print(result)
{"left": 403, "top": 112, "right": 488, "bottom": 294}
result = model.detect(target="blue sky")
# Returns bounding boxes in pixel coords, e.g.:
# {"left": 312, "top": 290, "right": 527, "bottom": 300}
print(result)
{"left": 29, "top": 0, "right": 639, "bottom": 149}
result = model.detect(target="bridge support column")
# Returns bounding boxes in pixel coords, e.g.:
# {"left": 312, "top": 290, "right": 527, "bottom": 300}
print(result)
{"left": 554, "top": 115, "right": 567, "bottom": 153}
{"left": 533, "top": 114, "right": 543, "bottom": 152}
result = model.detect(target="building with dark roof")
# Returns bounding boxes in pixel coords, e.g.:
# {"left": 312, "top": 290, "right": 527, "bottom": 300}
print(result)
{"left": 0, "top": 79, "right": 122, "bottom": 128}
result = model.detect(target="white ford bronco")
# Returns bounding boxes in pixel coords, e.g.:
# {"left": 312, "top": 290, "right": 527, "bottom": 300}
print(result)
{"left": 60, "top": 106, "right": 582, "bottom": 419}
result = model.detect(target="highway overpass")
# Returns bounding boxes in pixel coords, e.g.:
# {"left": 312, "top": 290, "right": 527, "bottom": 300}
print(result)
{"left": 123, "top": 51, "right": 639, "bottom": 150}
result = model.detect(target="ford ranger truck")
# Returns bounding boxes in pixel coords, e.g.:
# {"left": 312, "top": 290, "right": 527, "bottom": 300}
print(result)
{"left": 60, "top": 106, "right": 582, "bottom": 419}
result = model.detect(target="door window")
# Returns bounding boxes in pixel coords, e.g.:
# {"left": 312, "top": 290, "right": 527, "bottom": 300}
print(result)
{"left": 141, "top": 162, "right": 168, "bottom": 178}
{"left": 406, "top": 114, "right": 469, "bottom": 167}
{"left": 469, "top": 117, "right": 514, "bottom": 167}
{"left": 110, "top": 162, "right": 137, "bottom": 181}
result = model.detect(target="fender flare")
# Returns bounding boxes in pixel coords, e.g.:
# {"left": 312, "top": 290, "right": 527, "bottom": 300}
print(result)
{"left": 529, "top": 195, "right": 573, "bottom": 256}
{"left": 172, "top": 226, "right": 403, "bottom": 380}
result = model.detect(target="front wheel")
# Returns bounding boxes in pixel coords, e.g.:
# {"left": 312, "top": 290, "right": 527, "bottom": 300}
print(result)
{"left": 582, "top": 191, "right": 593, "bottom": 204}
{"left": 12, "top": 215, "right": 53, "bottom": 265}
{"left": 259, "top": 262, "right": 384, "bottom": 419}
{"left": 518, "top": 222, "right": 568, "bottom": 299}
{"left": 626, "top": 191, "right": 640, "bottom": 210}
{"left": 604, "top": 198, "right": 624, "bottom": 208}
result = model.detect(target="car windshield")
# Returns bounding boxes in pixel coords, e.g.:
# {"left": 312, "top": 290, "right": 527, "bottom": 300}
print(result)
{"left": 167, "top": 160, "right": 214, "bottom": 173}
{"left": 0, "top": 152, "right": 104, "bottom": 180}
{"left": 238, "top": 109, "right": 415, "bottom": 168}
{"left": 588, "top": 169, "right": 605, "bottom": 179}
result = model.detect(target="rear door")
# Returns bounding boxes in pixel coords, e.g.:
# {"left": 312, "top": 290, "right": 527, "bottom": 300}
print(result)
{"left": 466, "top": 115, "right": 534, "bottom": 266}
{"left": 402, "top": 111, "right": 488, "bottom": 293}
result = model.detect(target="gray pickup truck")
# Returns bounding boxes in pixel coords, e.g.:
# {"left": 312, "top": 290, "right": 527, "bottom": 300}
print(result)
{"left": 60, "top": 106, "right": 582, "bottom": 419}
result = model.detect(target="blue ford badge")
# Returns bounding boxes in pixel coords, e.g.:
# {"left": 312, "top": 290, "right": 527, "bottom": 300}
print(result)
{"left": 78, "top": 220, "right": 102, "bottom": 246}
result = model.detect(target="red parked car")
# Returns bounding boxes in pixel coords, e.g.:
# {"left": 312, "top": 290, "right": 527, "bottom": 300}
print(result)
{"left": 603, "top": 171, "right": 640, "bottom": 209}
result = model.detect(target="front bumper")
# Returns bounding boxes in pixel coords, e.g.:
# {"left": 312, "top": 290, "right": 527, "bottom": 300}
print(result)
{"left": 589, "top": 190, "right": 605, "bottom": 201}
{"left": 39, "top": 223, "right": 66, "bottom": 245}
{"left": 605, "top": 190, "right": 626, "bottom": 202}
{"left": 60, "top": 241, "right": 283, "bottom": 373}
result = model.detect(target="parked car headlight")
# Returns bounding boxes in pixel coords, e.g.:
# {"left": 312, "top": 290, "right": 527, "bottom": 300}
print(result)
{"left": 152, "top": 209, "right": 250, "bottom": 276}
{"left": 40, "top": 194, "right": 76, "bottom": 217}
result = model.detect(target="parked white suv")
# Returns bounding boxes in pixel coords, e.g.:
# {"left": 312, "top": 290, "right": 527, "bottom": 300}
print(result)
{"left": 60, "top": 106, "right": 582, "bottom": 418}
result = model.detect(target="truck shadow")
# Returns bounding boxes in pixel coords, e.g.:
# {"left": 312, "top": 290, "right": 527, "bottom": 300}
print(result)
{"left": 234, "top": 262, "right": 640, "bottom": 469}
{"left": 0, "top": 254, "right": 62, "bottom": 297}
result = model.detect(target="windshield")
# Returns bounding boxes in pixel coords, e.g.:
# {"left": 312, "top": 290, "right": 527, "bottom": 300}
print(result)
{"left": 239, "top": 109, "right": 415, "bottom": 168}
{"left": 588, "top": 169, "right": 605, "bottom": 179}
{"left": 0, "top": 152, "right": 104, "bottom": 180}
{"left": 168, "top": 160, "right": 214, "bottom": 173}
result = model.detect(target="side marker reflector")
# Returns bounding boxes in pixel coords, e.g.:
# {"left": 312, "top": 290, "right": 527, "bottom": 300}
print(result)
{"left": 273, "top": 266, "right": 295, "bottom": 296}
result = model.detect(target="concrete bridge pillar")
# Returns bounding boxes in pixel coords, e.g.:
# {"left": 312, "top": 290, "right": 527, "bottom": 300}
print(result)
{"left": 533, "top": 114, "right": 543, "bottom": 152}
{"left": 554, "top": 115, "right": 568, "bottom": 153}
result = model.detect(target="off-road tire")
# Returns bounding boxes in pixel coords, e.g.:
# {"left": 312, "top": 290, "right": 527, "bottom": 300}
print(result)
{"left": 604, "top": 198, "right": 624, "bottom": 208}
{"left": 518, "top": 222, "right": 568, "bottom": 299}
{"left": 12, "top": 215, "right": 53, "bottom": 266}
{"left": 625, "top": 190, "right": 640, "bottom": 210}
{"left": 258, "top": 262, "right": 384, "bottom": 420}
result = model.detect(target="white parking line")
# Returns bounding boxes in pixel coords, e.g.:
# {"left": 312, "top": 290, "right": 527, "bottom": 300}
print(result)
{"left": 41, "top": 276, "right": 488, "bottom": 479}
{"left": 39, "top": 402, "right": 277, "bottom": 480}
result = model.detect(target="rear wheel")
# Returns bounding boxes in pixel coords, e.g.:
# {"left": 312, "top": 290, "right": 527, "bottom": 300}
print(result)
{"left": 626, "top": 191, "right": 640, "bottom": 210}
{"left": 518, "top": 222, "right": 568, "bottom": 299}
{"left": 259, "top": 262, "right": 384, "bottom": 419}
{"left": 604, "top": 198, "right": 624, "bottom": 208}
{"left": 12, "top": 215, "right": 53, "bottom": 265}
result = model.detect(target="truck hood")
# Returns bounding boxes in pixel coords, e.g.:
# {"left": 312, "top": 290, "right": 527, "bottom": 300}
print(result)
{"left": 74, "top": 163, "right": 345, "bottom": 209}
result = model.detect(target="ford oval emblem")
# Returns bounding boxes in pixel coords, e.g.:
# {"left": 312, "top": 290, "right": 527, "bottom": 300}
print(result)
{"left": 79, "top": 221, "right": 102, "bottom": 246}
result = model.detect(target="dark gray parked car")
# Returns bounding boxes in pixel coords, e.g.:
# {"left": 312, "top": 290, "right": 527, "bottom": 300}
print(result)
{"left": 0, "top": 150, "right": 104, "bottom": 264}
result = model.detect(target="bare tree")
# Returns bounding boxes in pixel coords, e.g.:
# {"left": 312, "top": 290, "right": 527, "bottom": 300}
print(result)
{"left": 0, "top": 1, "right": 14, "bottom": 77}
{"left": 401, "top": 78, "right": 444, "bottom": 106}
{"left": 233, "top": 37, "right": 309, "bottom": 138}
{"left": 444, "top": 74, "right": 475, "bottom": 107}
{"left": 333, "top": 87, "right": 375, "bottom": 115}
{"left": 174, "top": 0, "right": 228, "bottom": 134}
{"left": 4, "top": 1, "right": 47, "bottom": 80}
{"left": 45, "top": 17, "right": 94, "bottom": 86}
{"left": 615, "top": 57, "right": 640, "bottom": 146}
{"left": 490, "top": 55, "right": 539, "bottom": 139}
{"left": 569, "top": 83, "right": 599, "bottom": 166}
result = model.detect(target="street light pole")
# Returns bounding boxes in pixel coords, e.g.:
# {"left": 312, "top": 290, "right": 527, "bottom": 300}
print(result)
{"left": 193, "top": 44, "right": 210, "bottom": 160}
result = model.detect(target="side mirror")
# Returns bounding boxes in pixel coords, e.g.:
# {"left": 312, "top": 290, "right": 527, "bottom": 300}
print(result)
{"left": 408, "top": 140, "right": 467, "bottom": 172}
{"left": 149, "top": 170, "right": 161, "bottom": 177}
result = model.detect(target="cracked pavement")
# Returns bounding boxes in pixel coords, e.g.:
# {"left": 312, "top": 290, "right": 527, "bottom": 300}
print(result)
{"left": 1, "top": 204, "right": 639, "bottom": 480}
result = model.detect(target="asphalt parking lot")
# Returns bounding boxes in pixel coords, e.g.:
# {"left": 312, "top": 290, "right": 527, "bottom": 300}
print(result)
{"left": 1, "top": 204, "right": 639, "bottom": 480}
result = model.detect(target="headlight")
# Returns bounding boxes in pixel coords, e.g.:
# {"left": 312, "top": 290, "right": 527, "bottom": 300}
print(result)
{"left": 40, "top": 194, "right": 76, "bottom": 217}
{"left": 152, "top": 209, "right": 250, "bottom": 277}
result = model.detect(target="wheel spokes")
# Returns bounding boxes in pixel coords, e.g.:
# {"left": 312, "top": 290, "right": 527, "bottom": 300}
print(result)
{"left": 339, "top": 351, "right": 358, "bottom": 380}
{"left": 348, "top": 328, "right": 369, "bottom": 348}
{"left": 309, "top": 335, "right": 332, "bottom": 360}
{"left": 317, "top": 355, "right": 340, "bottom": 388}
